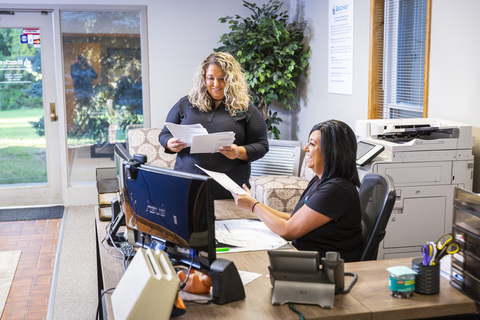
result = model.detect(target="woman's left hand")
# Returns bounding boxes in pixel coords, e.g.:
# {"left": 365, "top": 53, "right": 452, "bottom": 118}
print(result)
{"left": 218, "top": 144, "right": 240, "bottom": 159}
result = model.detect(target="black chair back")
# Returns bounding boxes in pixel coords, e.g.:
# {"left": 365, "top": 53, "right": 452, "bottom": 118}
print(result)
{"left": 359, "top": 173, "right": 396, "bottom": 261}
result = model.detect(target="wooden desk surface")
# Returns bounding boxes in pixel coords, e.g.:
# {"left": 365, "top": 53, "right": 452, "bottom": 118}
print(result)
{"left": 345, "top": 258, "right": 478, "bottom": 320}
{"left": 96, "top": 201, "right": 478, "bottom": 320}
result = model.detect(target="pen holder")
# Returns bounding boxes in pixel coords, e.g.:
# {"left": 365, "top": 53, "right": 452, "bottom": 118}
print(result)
{"left": 411, "top": 257, "right": 440, "bottom": 295}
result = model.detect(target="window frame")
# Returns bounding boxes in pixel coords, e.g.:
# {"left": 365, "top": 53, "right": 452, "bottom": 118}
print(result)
{"left": 368, "top": 0, "right": 432, "bottom": 119}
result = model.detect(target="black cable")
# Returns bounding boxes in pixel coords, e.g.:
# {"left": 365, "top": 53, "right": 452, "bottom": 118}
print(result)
{"left": 96, "top": 287, "right": 115, "bottom": 320}
{"left": 337, "top": 272, "right": 358, "bottom": 294}
{"left": 178, "top": 257, "right": 195, "bottom": 291}
{"left": 288, "top": 303, "right": 306, "bottom": 320}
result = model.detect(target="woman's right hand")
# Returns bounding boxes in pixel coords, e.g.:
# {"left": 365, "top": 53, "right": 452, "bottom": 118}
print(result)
{"left": 231, "top": 184, "right": 257, "bottom": 211}
{"left": 167, "top": 138, "right": 187, "bottom": 153}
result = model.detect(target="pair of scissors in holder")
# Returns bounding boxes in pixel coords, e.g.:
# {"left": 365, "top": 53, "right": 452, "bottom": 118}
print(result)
{"left": 434, "top": 233, "right": 460, "bottom": 264}
{"left": 421, "top": 243, "right": 434, "bottom": 266}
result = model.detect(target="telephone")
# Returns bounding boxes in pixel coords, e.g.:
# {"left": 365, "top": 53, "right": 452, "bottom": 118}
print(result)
{"left": 267, "top": 251, "right": 357, "bottom": 308}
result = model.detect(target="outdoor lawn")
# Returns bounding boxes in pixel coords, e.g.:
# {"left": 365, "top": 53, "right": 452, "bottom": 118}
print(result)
{"left": 0, "top": 108, "right": 47, "bottom": 185}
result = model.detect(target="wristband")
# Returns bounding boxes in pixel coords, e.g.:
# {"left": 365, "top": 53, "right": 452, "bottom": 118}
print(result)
{"left": 252, "top": 201, "right": 260, "bottom": 213}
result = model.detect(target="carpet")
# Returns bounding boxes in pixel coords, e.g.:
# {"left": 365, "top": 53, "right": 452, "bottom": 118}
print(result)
{"left": 0, "top": 206, "right": 64, "bottom": 222}
{"left": 0, "top": 250, "right": 21, "bottom": 318}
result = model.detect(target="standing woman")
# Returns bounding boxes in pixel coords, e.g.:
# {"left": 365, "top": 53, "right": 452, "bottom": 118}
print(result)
{"left": 232, "top": 120, "right": 363, "bottom": 262}
{"left": 159, "top": 52, "right": 269, "bottom": 199}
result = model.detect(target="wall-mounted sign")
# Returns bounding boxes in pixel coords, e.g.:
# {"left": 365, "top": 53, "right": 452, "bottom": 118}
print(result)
{"left": 328, "top": 0, "right": 354, "bottom": 95}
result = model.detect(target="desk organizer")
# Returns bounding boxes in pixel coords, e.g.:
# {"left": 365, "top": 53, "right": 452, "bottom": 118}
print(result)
{"left": 412, "top": 257, "right": 440, "bottom": 294}
{"left": 450, "top": 188, "right": 480, "bottom": 304}
{"left": 96, "top": 167, "right": 118, "bottom": 221}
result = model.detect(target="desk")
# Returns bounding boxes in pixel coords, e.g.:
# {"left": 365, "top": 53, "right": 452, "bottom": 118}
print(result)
{"left": 96, "top": 201, "right": 478, "bottom": 320}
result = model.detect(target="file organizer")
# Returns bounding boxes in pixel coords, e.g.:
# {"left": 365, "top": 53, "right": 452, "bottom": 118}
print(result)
{"left": 450, "top": 188, "right": 480, "bottom": 304}
{"left": 111, "top": 248, "right": 180, "bottom": 320}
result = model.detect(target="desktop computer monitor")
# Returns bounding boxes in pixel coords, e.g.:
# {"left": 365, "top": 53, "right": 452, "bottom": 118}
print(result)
{"left": 114, "top": 144, "right": 216, "bottom": 272}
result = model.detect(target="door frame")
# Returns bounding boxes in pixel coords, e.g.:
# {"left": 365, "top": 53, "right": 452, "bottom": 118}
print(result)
{"left": 0, "top": 9, "right": 62, "bottom": 207}
{"left": 1, "top": 5, "right": 150, "bottom": 207}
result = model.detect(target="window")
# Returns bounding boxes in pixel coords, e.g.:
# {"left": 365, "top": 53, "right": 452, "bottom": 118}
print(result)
{"left": 368, "top": 0, "right": 431, "bottom": 119}
{"left": 60, "top": 9, "right": 147, "bottom": 184}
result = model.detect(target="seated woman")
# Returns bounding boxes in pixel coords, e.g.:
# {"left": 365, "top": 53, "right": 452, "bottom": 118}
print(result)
{"left": 232, "top": 120, "right": 363, "bottom": 262}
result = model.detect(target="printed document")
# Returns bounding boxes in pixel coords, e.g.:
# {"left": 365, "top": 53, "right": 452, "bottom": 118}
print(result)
{"left": 165, "top": 122, "right": 235, "bottom": 153}
{"left": 215, "top": 219, "right": 288, "bottom": 252}
{"left": 195, "top": 165, "right": 247, "bottom": 195}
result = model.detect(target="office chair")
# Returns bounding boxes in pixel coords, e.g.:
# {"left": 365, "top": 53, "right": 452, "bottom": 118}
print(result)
{"left": 358, "top": 173, "right": 396, "bottom": 261}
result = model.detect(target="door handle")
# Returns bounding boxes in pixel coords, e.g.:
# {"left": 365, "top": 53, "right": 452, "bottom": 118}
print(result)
{"left": 50, "top": 103, "right": 58, "bottom": 121}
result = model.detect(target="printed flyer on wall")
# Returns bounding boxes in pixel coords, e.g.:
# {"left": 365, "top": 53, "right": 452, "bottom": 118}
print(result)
{"left": 328, "top": 0, "right": 354, "bottom": 95}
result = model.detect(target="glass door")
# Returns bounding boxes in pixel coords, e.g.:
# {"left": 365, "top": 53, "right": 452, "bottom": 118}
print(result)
{"left": 61, "top": 10, "right": 145, "bottom": 186}
{"left": 0, "top": 11, "right": 61, "bottom": 206}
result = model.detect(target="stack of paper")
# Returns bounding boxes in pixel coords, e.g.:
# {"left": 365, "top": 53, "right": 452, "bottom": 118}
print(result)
{"left": 215, "top": 219, "right": 288, "bottom": 252}
{"left": 165, "top": 122, "right": 235, "bottom": 154}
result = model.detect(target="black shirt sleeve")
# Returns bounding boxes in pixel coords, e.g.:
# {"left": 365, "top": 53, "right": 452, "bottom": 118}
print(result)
{"left": 243, "top": 103, "right": 269, "bottom": 162}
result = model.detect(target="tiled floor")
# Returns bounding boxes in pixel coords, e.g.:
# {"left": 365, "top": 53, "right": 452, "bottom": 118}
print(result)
{"left": 0, "top": 219, "right": 62, "bottom": 320}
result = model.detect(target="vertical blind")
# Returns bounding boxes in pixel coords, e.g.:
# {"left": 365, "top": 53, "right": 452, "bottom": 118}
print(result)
{"left": 377, "top": 0, "right": 428, "bottom": 119}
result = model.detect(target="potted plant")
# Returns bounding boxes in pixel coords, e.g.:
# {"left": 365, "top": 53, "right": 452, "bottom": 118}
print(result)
{"left": 215, "top": 0, "right": 310, "bottom": 139}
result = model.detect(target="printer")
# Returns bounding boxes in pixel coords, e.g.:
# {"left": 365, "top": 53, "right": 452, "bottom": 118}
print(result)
{"left": 355, "top": 118, "right": 474, "bottom": 259}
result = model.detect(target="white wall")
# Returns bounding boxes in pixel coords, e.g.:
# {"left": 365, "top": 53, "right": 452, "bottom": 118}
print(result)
{"left": 295, "top": 0, "right": 480, "bottom": 191}
{"left": 428, "top": 0, "right": 480, "bottom": 191}
{"left": 0, "top": 0, "right": 272, "bottom": 129}
{"left": 290, "top": 0, "right": 370, "bottom": 144}
{"left": 2, "top": 0, "right": 479, "bottom": 189}
{"left": 428, "top": 0, "right": 480, "bottom": 126}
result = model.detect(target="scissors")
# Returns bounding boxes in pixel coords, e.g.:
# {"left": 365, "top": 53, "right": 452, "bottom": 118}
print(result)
{"left": 434, "top": 233, "right": 460, "bottom": 264}
{"left": 421, "top": 243, "right": 435, "bottom": 266}
{"left": 436, "top": 233, "right": 454, "bottom": 250}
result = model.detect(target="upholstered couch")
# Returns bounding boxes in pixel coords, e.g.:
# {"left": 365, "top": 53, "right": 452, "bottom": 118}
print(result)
{"left": 126, "top": 128, "right": 312, "bottom": 212}
{"left": 249, "top": 158, "right": 314, "bottom": 212}
{"left": 127, "top": 128, "right": 176, "bottom": 168}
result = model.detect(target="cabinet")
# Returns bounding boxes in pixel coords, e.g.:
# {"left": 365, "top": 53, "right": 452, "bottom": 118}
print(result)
{"left": 450, "top": 188, "right": 480, "bottom": 304}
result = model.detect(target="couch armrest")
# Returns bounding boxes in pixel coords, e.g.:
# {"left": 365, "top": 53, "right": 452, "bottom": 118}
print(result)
{"left": 249, "top": 175, "right": 309, "bottom": 212}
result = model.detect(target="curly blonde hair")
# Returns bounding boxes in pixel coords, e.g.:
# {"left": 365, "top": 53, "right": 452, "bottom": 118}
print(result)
{"left": 188, "top": 52, "right": 250, "bottom": 115}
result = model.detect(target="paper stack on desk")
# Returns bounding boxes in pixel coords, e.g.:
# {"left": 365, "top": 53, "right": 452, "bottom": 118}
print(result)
{"left": 215, "top": 219, "right": 288, "bottom": 252}
{"left": 165, "top": 122, "right": 235, "bottom": 153}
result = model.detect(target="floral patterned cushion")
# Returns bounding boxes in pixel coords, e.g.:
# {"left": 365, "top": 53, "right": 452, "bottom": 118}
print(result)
{"left": 249, "top": 158, "right": 314, "bottom": 213}
{"left": 127, "top": 128, "right": 176, "bottom": 169}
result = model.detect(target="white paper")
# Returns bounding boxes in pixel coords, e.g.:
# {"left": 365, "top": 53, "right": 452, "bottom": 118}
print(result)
{"left": 215, "top": 219, "right": 288, "bottom": 251}
{"left": 195, "top": 165, "right": 247, "bottom": 195}
{"left": 190, "top": 131, "right": 235, "bottom": 153}
{"left": 165, "top": 122, "right": 235, "bottom": 153}
{"left": 238, "top": 270, "right": 262, "bottom": 285}
{"left": 165, "top": 122, "right": 206, "bottom": 147}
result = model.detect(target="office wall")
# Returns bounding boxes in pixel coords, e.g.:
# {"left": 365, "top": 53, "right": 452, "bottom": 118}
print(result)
{"left": 288, "top": 0, "right": 370, "bottom": 144}
{"left": 0, "top": 0, "right": 272, "bottom": 127}
{"left": 2, "top": 0, "right": 479, "bottom": 190}
{"left": 294, "top": 0, "right": 480, "bottom": 192}
{"left": 428, "top": 0, "right": 480, "bottom": 192}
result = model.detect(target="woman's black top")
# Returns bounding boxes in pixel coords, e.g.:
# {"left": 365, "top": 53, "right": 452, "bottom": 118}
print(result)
{"left": 291, "top": 176, "right": 363, "bottom": 262}
{"left": 159, "top": 96, "right": 269, "bottom": 198}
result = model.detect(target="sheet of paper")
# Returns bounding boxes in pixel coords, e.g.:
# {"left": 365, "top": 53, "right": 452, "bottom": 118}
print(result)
{"left": 164, "top": 122, "right": 207, "bottom": 147}
{"left": 190, "top": 131, "right": 235, "bottom": 153}
{"left": 215, "top": 219, "right": 288, "bottom": 251}
{"left": 238, "top": 270, "right": 263, "bottom": 286}
{"left": 195, "top": 165, "right": 247, "bottom": 195}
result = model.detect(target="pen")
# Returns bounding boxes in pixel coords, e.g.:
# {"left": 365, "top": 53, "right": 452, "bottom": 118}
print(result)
{"left": 216, "top": 247, "right": 230, "bottom": 252}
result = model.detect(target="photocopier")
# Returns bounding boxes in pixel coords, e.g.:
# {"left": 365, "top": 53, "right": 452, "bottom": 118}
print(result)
{"left": 355, "top": 118, "right": 475, "bottom": 259}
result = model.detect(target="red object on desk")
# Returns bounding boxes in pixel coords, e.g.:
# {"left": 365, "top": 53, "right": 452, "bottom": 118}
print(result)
{"left": 178, "top": 270, "right": 212, "bottom": 294}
